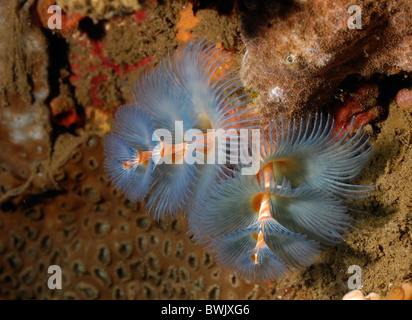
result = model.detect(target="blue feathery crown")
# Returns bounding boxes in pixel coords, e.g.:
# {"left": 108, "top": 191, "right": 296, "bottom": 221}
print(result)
{"left": 104, "top": 39, "right": 373, "bottom": 282}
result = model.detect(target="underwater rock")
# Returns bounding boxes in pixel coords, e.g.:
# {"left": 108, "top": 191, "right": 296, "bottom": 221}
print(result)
{"left": 0, "top": 1, "right": 51, "bottom": 202}
{"left": 239, "top": 0, "right": 412, "bottom": 118}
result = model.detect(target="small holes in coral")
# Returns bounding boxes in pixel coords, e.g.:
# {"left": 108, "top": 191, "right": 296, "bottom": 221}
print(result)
{"left": 112, "top": 286, "right": 125, "bottom": 300}
{"left": 87, "top": 157, "right": 99, "bottom": 170}
{"left": 146, "top": 253, "right": 161, "bottom": 273}
{"left": 246, "top": 287, "right": 259, "bottom": 300}
{"left": 229, "top": 273, "right": 239, "bottom": 288}
{"left": 286, "top": 55, "right": 294, "bottom": 63}
{"left": 60, "top": 202, "right": 73, "bottom": 211}
{"left": 142, "top": 283, "right": 158, "bottom": 300}
{"left": 188, "top": 235, "right": 197, "bottom": 245}
{"left": 132, "top": 258, "right": 147, "bottom": 280}
{"left": 62, "top": 225, "right": 78, "bottom": 240}
{"left": 179, "top": 267, "right": 190, "bottom": 283}
{"left": 70, "top": 260, "right": 87, "bottom": 277}
{"left": 123, "top": 199, "right": 138, "bottom": 210}
{"left": 162, "top": 239, "right": 171, "bottom": 257}
{"left": 111, "top": 187, "right": 121, "bottom": 197}
{"left": 86, "top": 136, "right": 98, "bottom": 149}
{"left": 93, "top": 204, "right": 108, "bottom": 215}
{"left": 92, "top": 267, "right": 112, "bottom": 287}
{"left": 20, "top": 267, "right": 37, "bottom": 285}
{"left": 96, "top": 244, "right": 112, "bottom": 266}
{"left": 18, "top": 167, "right": 30, "bottom": 179}
{"left": 127, "top": 284, "right": 139, "bottom": 299}
{"left": 178, "top": 287, "right": 195, "bottom": 299}
{"left": 1, "top": 274, "right": 19, "bottom": 288}
{"left": 136, "top": 216, "right": 151, "bottom": 231}
{"left": 40, "top": 235, "right": 52, "bottom": 253}
{"left": 156, "top": 218, "right": 169, "bottom": 231}
{"left": 187, "top": 253, "right": 199, "bottom": 271}
{"left": 70, "top": 150, "right": 83, "bottom": 163}
{"left": 166, "top": 265, "right": 178, "bottom": 283}
{"left": 6, "top": 253, "right": 22, "bottom": 271}
{"left": 150, "top": 234, "right": 159, "bottom": 246}
{"left": 211, "top": 269, "right": 221, "bottom": 279}
{"left": 62, "top": 271, "right": 71, "bottom": 287}
{"left": 72, "top": 239, "right": 81, "bottom": 251}
{"left": 136, "top": 235, "right": 148, "bottom": 253}
{"left": 115, "top": 262, "right": 131, "bottom": 282}
{"left": 63, "top": 291, "right": 79, "bottom": 300}
{"left": 53, "top": 170, "right": 66, "bottom": 182}
{"left": 0, "top": 185, "right": 7, "bottom": 194}
{"left": 36, "top": 284, "right": 44, "bottom": 297}
{"left": 194, "top": 276, "right": 204, "bottom": 291}
{"left": 23, "top": 207, "right": 44, "bottom": 221}
{"left": 202, "top": 252, "right": 214, "bottom": 269}
{"left": 71, "top": 171, "right": 85, "bottom": 181}
{"left": 18, "top": 289, "right": 33, "bottom": 300}
{"left": 117, "top": 208, "right": 129, "bottom": 219}
{"left": 9, "top": 231, "right": 25, "bottom": 251}
{"left": 99, "top": 175, "right": 108, "bottom": 185}
{"left": 147, "top": 270, "right": 162, "bottom": 285}
{"left": 82, "top": 186, "right": 101, "bottom": 203}
{"left": 38, "top": 262, "right": 45, "bottom": 273}
{"left": 115, "top": 240, "right": 133, "bottom": 259}
{"left": 50, "top": 249, "right": 62, "bottom": 266}
{"left": 0, "top": 164, "right": 9, "bottom": 173}
{"left": 26, "top": 248, "right": 38, "bottom": 260}
{"left": 58, "top": 213, "right": 75, "bottom": 223}
{"left": 94, "top": 221, "right": 111, "bottom": 236}
{"left": 75, "top": 281, "right": 100, "bottom": 300}
{"left": 160, "top": 281, "right": 173, "bottom": 299}
{"left": 175, "top": 241, "right": 184, "bottom": 260}
{"left": 207, "top": 284, "right": 221, "bottom": 300}
{"left": 171, "top": 219, "right": 181, "bottom": 234}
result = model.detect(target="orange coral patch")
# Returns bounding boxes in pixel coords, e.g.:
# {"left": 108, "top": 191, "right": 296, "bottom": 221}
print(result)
{"left": 176, "top": 3, "right": 201, "bottom": 43}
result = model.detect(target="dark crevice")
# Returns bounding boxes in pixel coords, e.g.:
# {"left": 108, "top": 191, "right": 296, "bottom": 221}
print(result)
{"left": 78, "top": 17, "right": 106, "bottom": 41}
{"left": 19, "top": 189, "right": 66, "bottom": 210}
{"left": 1, "top": 200, "right": 17, "bottom": 213}
{"left": 42, "top": 29, "right": 85, "bottom": 143}
{"left": 324, "top": 72, "right": 412, "bottom": 126}
{"left": 43, "top": 31, "right": 69, "bottom": 107}
{"left": 377, "top": 72, "right": 412, "bottom": 108}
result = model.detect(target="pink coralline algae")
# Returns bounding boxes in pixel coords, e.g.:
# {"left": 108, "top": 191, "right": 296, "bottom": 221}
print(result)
{"left": 396, "top": 88, "right": 412, "bottom": 111}
{"left": 69, "top": 39, "right": 153, "bottom": 109}
{"left": 238, "top": 0, "right": 412, "bottom": 118}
